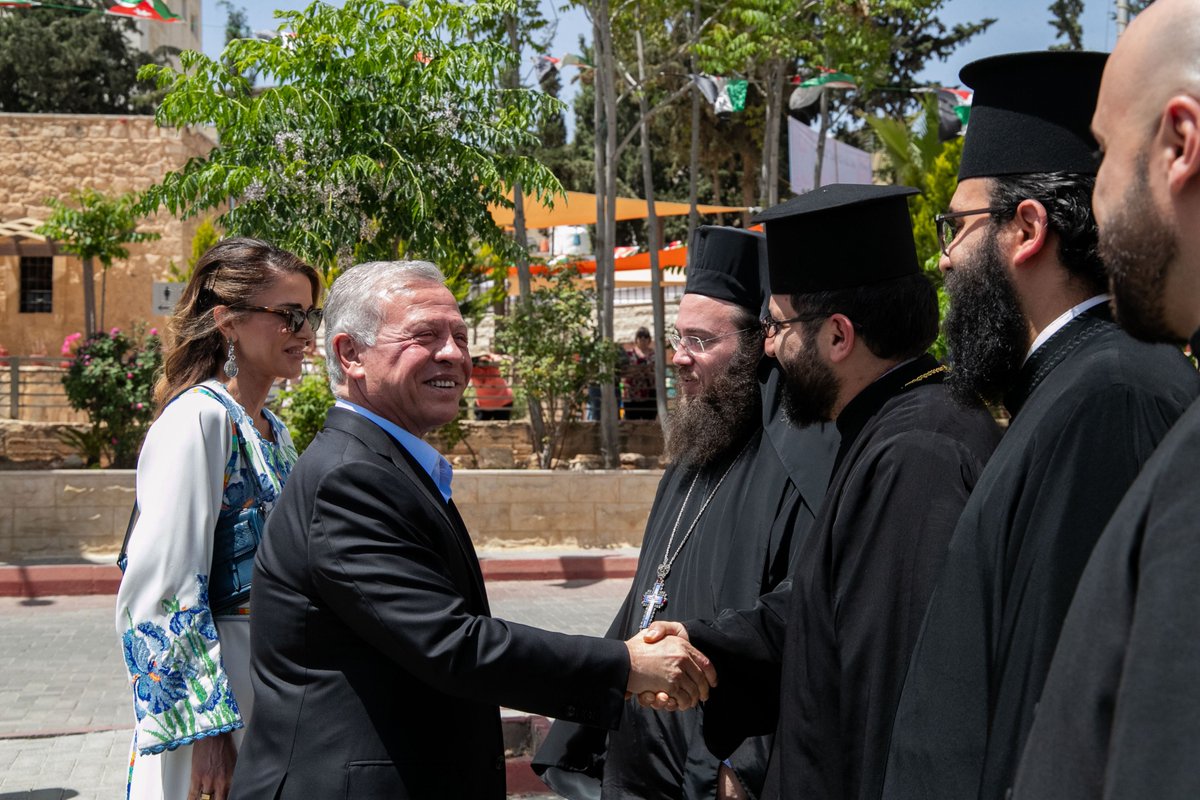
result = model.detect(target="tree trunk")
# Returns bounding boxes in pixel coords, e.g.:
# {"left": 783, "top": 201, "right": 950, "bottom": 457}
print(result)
{"left": 99, "top": 266, "right": 108, "bottom": 333}
{"left": 813, "top": 86, "right": 831, "bottom": 190}
{"left": 687, "top": 0, "right": 701, "bottom": 242}
{"left": 82, "top": 256, "right": 96, "bottom": 337}
{"left": 765, "top": 60, "right": 785, "bottom": 206}
{"left": 593, "top": 0, "right": 621, "bottom": 468}
{"left": 636, "top": 29, "right": 669, "bottom": 428}
{"left": 505, "top": 12, "right": 548, "bottom": 463}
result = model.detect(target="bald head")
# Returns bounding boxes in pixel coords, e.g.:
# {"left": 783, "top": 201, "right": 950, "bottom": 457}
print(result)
{"left": 1098, "top": 0, "right": 1200, "bottom": 135}
{"left": 1093, "top": 0, "right": 1200, "bottom": 342}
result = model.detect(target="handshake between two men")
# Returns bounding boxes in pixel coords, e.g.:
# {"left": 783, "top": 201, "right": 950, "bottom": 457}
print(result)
{"left": 624, "top": 621, "right": 711, "bottom": 710}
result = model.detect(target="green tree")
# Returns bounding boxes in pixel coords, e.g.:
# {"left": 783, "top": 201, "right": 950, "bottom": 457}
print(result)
{"left": 36, "top": 189, "right": 160, "bottom": 337}
{"left": 138, "top": 0, "right": 561, "bottom": 298}
{"left": 1049, "top": 0, "right": 1085, "bottom": 50}
{"left": 60, "top": 325, "right": 162, "bottom": 468}
{"left": 0, "top": 1, "right": 160, "bottom": 113}
{"left": 495, "top": 267, "right": 618, "bottom": 469}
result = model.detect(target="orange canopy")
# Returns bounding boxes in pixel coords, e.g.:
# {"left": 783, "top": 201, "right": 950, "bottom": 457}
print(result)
{"left": 490, "top": 190, "right": 747, "bottom": 229}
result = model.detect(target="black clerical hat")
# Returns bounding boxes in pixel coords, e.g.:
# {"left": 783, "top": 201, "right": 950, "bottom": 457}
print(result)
{"left": 753, "top": 183, "right": 920, "bottom": 295}
{"left": 958, "top": 50, "right": 1108, "bottom": 179}
{"left": 684, "top": 226, "right": 768, "bottom": 311}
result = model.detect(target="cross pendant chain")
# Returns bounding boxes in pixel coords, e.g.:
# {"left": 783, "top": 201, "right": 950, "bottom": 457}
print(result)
{"left": 637, "top": 442, "right": 749, "bottom": 631}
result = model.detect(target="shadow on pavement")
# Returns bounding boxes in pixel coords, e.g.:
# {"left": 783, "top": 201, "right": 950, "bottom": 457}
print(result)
{"left": 0, "top": 790, "right": 80, "bottom": 799}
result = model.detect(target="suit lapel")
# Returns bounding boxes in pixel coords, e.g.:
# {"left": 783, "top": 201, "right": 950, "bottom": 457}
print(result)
{"left": 324, "top": 409, "right": 489, "bottom": 607}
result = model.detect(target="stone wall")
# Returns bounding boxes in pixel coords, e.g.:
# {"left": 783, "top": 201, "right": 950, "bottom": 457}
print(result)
{"left": 0, "top": 113, "right": 216, "bottom": 359}
{"left": 0, "top": 470, "right": 662, "bottom": 561}
{"left": 427, "top": 419, "right": 665, "bottom": 469}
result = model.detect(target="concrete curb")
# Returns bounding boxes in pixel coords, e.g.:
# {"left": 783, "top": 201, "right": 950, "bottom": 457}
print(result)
{"left": 0, "top": 556, "right": 639, "bottom": 598}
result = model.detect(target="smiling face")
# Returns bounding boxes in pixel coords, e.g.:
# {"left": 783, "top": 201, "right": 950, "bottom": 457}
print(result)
{"left": 671, "top": 293, "right": 757, "bottom": 396}
{"left": 223, "top": 270, "right": 318, "bottom": 383}
{"left": 347, "top": 281, "right": 470, "bottom": 437}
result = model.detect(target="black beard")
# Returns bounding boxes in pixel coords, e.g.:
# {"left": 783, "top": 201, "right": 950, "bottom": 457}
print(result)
{"left": 778, "top": 335, "right": 839, "bottom": 426}
{"left": 665, "top": 341, "right": 761, "bottom": 469}
{"left": 1101, "top": 154, "right": 1182, "bottom": 344}
{"left": 943, "top": 231, "right": 1029, "bottom": 406}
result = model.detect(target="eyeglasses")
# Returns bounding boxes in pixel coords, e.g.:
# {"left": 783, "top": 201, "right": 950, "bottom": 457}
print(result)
{"left": 934, "top": 207, "right": 1004, "bottom": 256}
{"left": 668, "top": 327, "right": 758, "bottom": 354}
{"left": 230, "top": 304, "right": 324, "bottom": 333}
{"left": 761, "top": 312, "right": 830, "bottom": 338}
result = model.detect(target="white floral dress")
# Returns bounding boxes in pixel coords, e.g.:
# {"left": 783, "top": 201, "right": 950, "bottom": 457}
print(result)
{"left": 115, "top": 380, "right": 297, "bottom": 799}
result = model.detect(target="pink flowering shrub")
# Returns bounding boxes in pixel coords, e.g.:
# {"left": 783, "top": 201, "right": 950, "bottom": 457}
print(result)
{"left": 60, "top": 326, "right": 162, "bottom": 467}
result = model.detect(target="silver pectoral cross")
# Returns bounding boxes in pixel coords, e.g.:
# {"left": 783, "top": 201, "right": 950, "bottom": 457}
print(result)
{"left": 640, "top": 578, "right": 668, "bottom": 630}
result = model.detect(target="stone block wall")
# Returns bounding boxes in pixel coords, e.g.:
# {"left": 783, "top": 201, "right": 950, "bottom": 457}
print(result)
{"left": 0, "top": 470, "right": 662, "bottom": 561}
{"left": 0, "top": 470, "right": 136, "bottom": 561}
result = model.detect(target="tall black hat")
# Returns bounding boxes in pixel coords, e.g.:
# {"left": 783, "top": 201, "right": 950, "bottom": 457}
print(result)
{"left": 753, "top": 183, "right": 920, "bottom": 295}
{"left": 684, "top": 226, "right": 768, "bottom": 311}
{"left": 958, "top": 50, "right": 1108, "bottom": 179}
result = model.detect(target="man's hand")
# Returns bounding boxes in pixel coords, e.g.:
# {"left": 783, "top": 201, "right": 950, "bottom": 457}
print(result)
{"left": 624, "top": 627, "right": 716, "bottom": 711}
{"left": 643, "top": 620, "right": 689, "bottom": 644}
{"left": 631, "top": 621, "right": 695, "bottom": 708}
{"left": 189, "top": 731, "right": 237, "bottom": 800}
{"left": 718, "top": 763, "right": 749, "bottom": 799}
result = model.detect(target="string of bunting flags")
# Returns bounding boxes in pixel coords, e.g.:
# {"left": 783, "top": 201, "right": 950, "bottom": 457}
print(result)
{"left": 0, "top": 0, "right": 181, "bottom": 22}
{"left": 533, "top": 55, "right": 970, "bottom": 136}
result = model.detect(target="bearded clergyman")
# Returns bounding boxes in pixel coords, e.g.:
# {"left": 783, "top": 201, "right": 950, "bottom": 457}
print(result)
{"left": 533, "top": 225, "right": 838, "bottom": 800}
{"left": 882, "top": 51, "right": 1200, "bottom": 800}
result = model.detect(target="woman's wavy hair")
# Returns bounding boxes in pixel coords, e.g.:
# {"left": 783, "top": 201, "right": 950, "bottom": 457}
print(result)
{"left": 154, "top": 237, "right": 321, "bottom": 414}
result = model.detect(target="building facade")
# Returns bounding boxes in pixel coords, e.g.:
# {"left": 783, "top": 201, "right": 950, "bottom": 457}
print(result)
{"left": 0, "top": 112, "right": 215, "bottom": 357}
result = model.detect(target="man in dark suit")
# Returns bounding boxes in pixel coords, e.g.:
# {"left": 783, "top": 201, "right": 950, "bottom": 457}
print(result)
{"left": 230, "top": 260, "right": 716, "bottom": 800}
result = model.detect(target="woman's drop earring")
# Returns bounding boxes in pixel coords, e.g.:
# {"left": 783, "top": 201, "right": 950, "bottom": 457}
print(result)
{"left": 223, "top": 340, "right": 238, "bottom": 378}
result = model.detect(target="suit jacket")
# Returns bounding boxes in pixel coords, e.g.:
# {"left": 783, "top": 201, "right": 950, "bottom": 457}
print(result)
{"left": 231, "top": 408, "right": 629, "bottom": 799}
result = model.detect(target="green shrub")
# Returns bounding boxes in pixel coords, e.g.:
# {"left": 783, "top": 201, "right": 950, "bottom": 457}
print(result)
{"left": 273, "top": 360, "right": 335, "bottom": 453}
{"left": 60, "top": 326, "right": 162, "bottom": 468}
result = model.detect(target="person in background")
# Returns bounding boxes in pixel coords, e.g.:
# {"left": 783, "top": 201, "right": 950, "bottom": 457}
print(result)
{"left": 115, "top": 238, "right": 322, "bottom": 800}
{"left": 470, "top": 349, "right": 514, "bottom": 420}
{"left": 622, "top": 326, "right": 658, "bottom": 419}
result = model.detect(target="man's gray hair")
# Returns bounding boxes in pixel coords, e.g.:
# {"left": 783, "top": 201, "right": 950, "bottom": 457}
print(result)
{"left": 324, "top": 260, "right": 447, "bottom": 391}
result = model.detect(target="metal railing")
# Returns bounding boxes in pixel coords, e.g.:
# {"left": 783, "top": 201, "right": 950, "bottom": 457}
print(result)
{"left": 0, "top": 356, "right": 83, "bottom": 423}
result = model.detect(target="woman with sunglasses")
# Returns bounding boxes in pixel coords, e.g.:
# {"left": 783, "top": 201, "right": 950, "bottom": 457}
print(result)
{"left": 115, "top": 237, "right": 322, "bottom": 800}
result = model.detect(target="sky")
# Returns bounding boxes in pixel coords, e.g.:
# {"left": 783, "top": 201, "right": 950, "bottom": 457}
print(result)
{"left": 198, "top": 0, "right": 1126, "bottom": 127}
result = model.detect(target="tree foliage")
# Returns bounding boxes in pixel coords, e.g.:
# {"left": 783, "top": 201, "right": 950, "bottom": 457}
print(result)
{"left": 495, "top": 267, "right": 618, "bottom": 468}
{"left": 1049, "top": 0, "right": 1085, "bottom": 50}
{"left": 138, "top": 0, "right": 563, "bottom": 297}
{"left": 0, "top": 1, "right": 160, "bottom": 113}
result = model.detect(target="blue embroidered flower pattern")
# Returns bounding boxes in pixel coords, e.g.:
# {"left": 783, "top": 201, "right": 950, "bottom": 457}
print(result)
{"left": 122, "top": 623, "right": 190, "bottom": 720}
{"left": 122, "top": 575, "right": 241, "bottom": 754}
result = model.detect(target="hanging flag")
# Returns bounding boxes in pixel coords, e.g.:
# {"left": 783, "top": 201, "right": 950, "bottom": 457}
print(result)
{"left": 106, "top": 0, "right": 181, "bottom": 22}
{"left": 535, "top": 55, "right": 560, "bottom": 82}
{"left": 561, "top": 53, "right": 592, "bottom": 69}
{"left": 691, "top": 74, "right": 747, "bottom": 117}
{"left": 725, "top": 80, "right": 748, "bottom": 113}
{"left": 916, "top": 86, "right": 971, "bottom": 141}
{"left": 799, "top": 70, "right": 857, "bottom": 90}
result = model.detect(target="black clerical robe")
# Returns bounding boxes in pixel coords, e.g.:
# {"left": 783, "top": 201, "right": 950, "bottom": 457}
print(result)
{"left": 1010, "top": 332, "right": 1200, "bottom": 800}
{"left": 533, "top": 407, "right": 838, "bottom": 800}
{"left": 882, "top": 306, "right": 1199, "bottom": 800}
{"left": 685, "top": 354, "right": 1002, "bottom": 800}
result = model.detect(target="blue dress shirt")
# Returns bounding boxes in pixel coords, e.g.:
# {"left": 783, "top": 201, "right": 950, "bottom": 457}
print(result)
{"left": 334, "top": 399, "right": 454, "bottom": 502}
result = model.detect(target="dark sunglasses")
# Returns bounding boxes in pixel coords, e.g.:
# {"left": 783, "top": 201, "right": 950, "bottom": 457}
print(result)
{"left": 230, "top": 304, "right": 323, "bottom": 333}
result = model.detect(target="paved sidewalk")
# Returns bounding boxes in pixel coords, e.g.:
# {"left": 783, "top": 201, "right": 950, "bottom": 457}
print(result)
{"left": 0, "top": 574, "right": 634, "bottom": 798}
